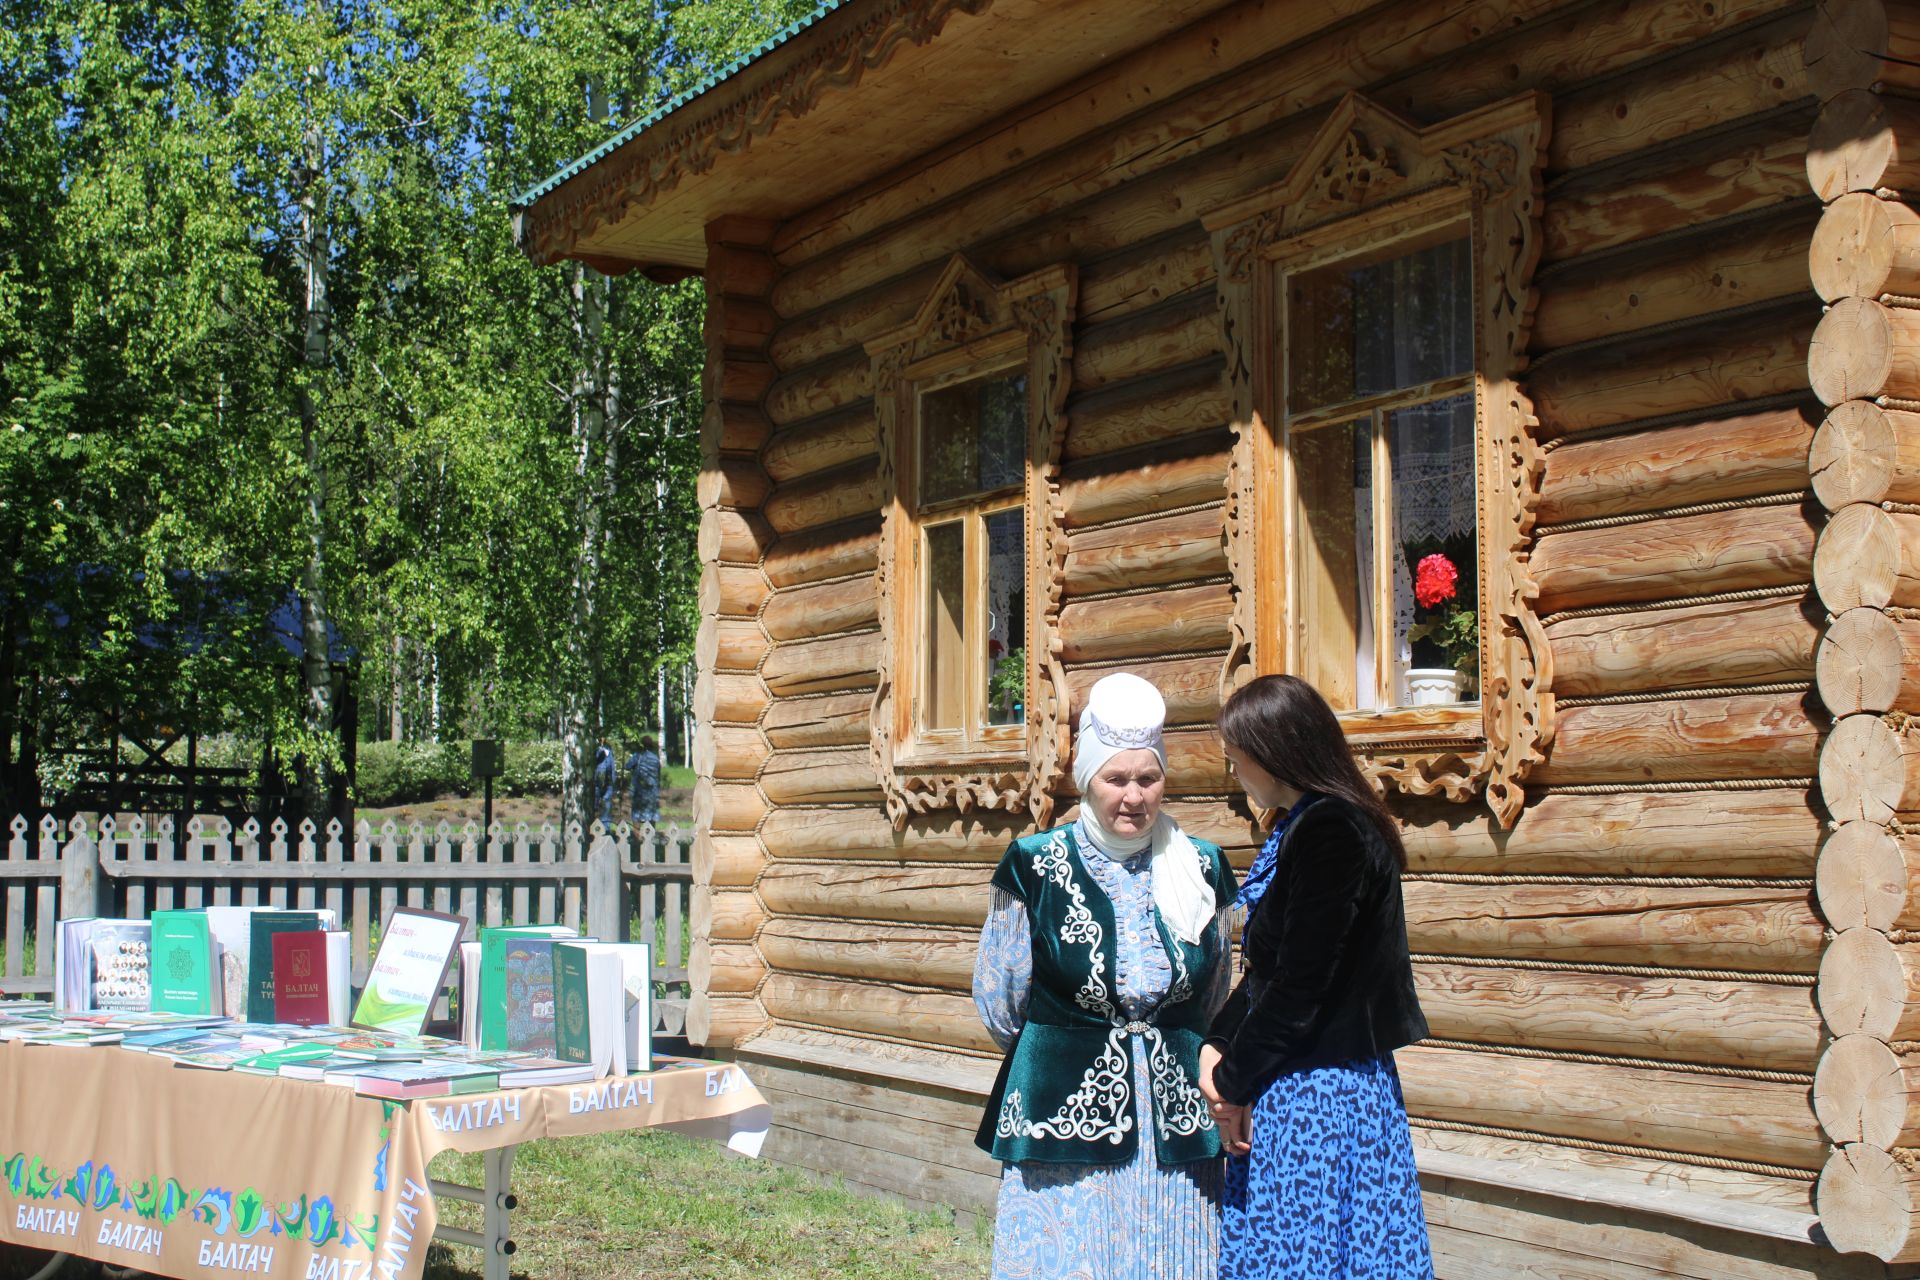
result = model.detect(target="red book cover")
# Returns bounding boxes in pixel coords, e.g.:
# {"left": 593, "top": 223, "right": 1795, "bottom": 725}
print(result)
{"left": 272, "top": 931, "right": 332, "bottom": 1026}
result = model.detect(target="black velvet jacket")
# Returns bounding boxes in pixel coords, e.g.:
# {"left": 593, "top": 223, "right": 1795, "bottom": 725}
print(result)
{"left": 1204, "top": 794, "right": 1428, "bottom": 1106}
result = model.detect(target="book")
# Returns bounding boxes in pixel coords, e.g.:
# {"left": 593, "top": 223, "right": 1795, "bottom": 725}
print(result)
{"left": 502, "top": 936, "right": 563, "bottom": 1057}
{"left": 119, "top": 1027, "right": 215, "bottom": 1053}
{"left": 457, "top": 942, "right": 481, "bottom": 1049}
{"left": 352, "top": 908, "right": 465, "bottom": 1036}
{"left": 325, "top": 1060, "right": 502, "bottom": 1100}
{"left": 478, "top": 926, "right": 574, "bottom": 1051}
{"left": 272, "top": 930, "right": 351, "bottom": 1026}
{"left": 279, "top": 1053, "right": 396, "bottom": 1082}
{"left": 232, "top": 1043, "right": 341, "bottom": 1075}
{"left": 88, "top": 921, "right": 152, "bottom": 1011}
{"left": 578, "top": 942, "right": 652, "bottom": 1074}
{"left": 245, "top": 912, "right": 324, "bottom": 1023}
{"left": 149, "top": 911, "right": 218, "bottom": 1016}
{"left": 553, "top": 942, "right": 630, "bottom": 1078}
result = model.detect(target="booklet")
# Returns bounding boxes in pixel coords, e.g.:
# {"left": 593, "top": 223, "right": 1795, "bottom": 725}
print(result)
{"left": 272, "top": 930, "right": 351, "bottom": 1026}
{"left": 478, "top": 926, "right": 575, "bottom": 1051}
{"left": 352, "top": 908, "right": 464, "bottom": 1036}
{"left": 149, "top": 912, "right": 219, "bottom": 1016}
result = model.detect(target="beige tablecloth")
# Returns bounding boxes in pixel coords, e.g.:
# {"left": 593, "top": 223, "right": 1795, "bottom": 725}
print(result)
{"left": 0, "top": 1041, "right": 769, "bottom": 1279}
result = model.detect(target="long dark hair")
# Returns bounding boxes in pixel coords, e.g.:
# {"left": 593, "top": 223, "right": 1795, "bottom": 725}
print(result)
{"left": 1218, "top": 674, "right": 1408, "bottom": 870}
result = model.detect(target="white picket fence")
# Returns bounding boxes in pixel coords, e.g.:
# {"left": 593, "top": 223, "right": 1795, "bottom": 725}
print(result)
{"left": 0, "top": 813, "right": 693, "bottom": 1033}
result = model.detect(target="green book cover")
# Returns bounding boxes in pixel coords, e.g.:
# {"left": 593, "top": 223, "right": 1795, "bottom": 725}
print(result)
{"left": 246, "top": 912, "right": 321, "bottom": 1023}
{"left": 553, "top": 943, "right": 590, "bottom": 1066}
{"left": 234, "top": 1043, "right": 340, "bottom": 1075}
{"left": 479, "top": 925, "right": 570, "bottom": 1051}
{"left": 149, "top": 911, "right": 215, "bottom": 1015}
{"left": 446, "top": 1070, "right": 499, "bottom": 1095}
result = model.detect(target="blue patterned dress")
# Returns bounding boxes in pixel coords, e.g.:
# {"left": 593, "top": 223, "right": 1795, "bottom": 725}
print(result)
{"left": 974, "top": 823, "right": 1234, "bottom": 1280}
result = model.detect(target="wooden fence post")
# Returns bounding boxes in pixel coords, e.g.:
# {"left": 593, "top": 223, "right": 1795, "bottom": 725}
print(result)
{"left": 60, "top": 820, "right": 105, "bottom": 921}
{"left": 587, "top": 834, "right": 622, "bottom": 943}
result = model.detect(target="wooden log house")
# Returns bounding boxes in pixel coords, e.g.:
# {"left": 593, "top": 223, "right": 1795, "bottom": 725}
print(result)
{"left": 515, "top": 0, "right": 1920, "bottom": 1272}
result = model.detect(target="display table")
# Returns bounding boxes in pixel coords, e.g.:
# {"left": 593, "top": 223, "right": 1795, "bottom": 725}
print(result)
{"left": 0, "top": 1040, "right": 770, "bottom": 1280}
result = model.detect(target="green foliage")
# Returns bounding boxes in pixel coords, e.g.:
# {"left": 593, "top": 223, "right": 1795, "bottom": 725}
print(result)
{"left": 501, "top": 741, "right": 567, "bottom": 797}
{"left": 354, "top": 741, "right": 471, "bottom": 807}
{"left": 990, "top": 647, "right": 1027, "bottom": 719}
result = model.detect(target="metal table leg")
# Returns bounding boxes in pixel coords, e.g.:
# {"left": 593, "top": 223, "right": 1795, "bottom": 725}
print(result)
{"left": 429, "top": 1142, "right": 519, "bottom": 1279}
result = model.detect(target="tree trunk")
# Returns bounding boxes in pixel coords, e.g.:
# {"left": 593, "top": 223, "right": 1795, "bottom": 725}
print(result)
{"left": 561, "top": 254, "right": 609, "bottom": 833}
{"left": 298, "top": 108, "right": 335, "bottom": 824}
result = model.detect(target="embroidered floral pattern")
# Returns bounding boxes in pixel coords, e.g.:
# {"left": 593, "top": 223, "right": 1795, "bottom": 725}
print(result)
{"left": 1006, "top": 1028, "right": 1135, "bottom": 1145}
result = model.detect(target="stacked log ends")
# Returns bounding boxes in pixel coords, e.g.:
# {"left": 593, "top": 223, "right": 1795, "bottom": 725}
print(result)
{"left": 689, "top": 217, "right": 779, "bottom": 1051}
{"left": 1814, "top": 1033, "right": 1920, "bottom": 1150}
{"left": 1811, "top": 192, "right": 1920, "bottom": 302}
{"left": 1818, "top": 713, "right": 1920, "bottom": 826}
{"left": 1819, "top": 821, "right": 1920, "bottom": 932}
{"left": 1818, "top": 926, "right": 1920, "bottom": 1041}
{"left": 1808, "top": 297, "right": 1920, "bottom": 406}
{"left": 1818, "top": 607, "right": 1920, "bottom": 715}
{"left": 1812, "top": 401, "right": 1920, "bottom": 509}
{"left": 1808, "top": 90, "right": 1920, "bottom": 202}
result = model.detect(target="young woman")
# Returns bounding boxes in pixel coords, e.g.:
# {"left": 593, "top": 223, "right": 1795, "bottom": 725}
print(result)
{"left": 1199, "top": 674, "right": 1433, "bottom": 1279}
{"left": 973, "top": 672, "right": 1240, "bottom": 1279}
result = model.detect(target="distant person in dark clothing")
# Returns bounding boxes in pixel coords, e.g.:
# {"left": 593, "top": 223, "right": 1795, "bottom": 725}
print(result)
{"left": 592, "top": 742, "right": 616, "bottom": 826}
{"left": 627, "top": 736, "right": 661, "bottom": 825}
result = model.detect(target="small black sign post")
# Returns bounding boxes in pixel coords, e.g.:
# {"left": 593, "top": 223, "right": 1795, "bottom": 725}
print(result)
{"left": 471, "top": 739, "right": 502, "bottom": 851}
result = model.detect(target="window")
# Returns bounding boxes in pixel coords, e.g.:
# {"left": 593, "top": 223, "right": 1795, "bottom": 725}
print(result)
{"left": 1205, "top": 92, "right": 1550, "bottom": 824}
{"left": 867, "top": 258, "right": 1076, "bottom": 828}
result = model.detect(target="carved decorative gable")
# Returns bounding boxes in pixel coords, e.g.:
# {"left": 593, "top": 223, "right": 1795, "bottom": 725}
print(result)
{"left": 1205, "top": 92, "right": 1553, "bottom": 828}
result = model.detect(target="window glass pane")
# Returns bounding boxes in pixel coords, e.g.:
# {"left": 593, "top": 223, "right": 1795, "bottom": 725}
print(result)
{"left": 1389, "top": 392, "right": 1478, "bottom": 707}
{"left": 923, "top": 520, "right": 966, "bottom": 731}
{"left": 1293, "top": 419, "right": 1375, "bottom": 712}
{"left": 983, "top": 508, "right": 1026, "bottom": 727}
{"left": 921, "top": 372, "right": 1027, "bottom": 506}
{"left": 1288, "top": 237, "right": 1472, "bottom": 414}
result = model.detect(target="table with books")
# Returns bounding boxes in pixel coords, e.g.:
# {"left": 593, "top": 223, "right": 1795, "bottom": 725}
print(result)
{"left": 0, "top": 911, "right": 772, "bottom": 1280}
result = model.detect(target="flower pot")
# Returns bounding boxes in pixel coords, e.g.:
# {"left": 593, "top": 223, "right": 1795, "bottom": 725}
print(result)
{"left": 1406, "top": 668, "right": 1466, "bottom": 706}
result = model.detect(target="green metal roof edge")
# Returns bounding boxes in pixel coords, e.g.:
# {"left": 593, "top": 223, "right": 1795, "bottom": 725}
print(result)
{"left": 511, "top": 1, "right": 847, "bottom": 210}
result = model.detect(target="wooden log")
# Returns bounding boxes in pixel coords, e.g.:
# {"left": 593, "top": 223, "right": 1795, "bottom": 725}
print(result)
{"left": 1414, "top": 962, "right": 1819, "bottom": 1072}
{"left": 698, "top": 671, "right": 770, "bottom": 726}
{"left": 759, "top": 748, "right": 882, "bottom": 806}
{"left": 1532, "top": 502, "right": 1815, "bottom": 614}
{"left": 1817, "top": 1143, "right": 1920, "bottom": 1264}
{"left": 758, "top": 918, "right": 977, "bottom": 990}
{"left": 1822, "top": 712, "right": 1920, "bottom": 824}
{"left": 759, "top": 630, "right": 880, "bottom": 696}
{"left": 701, "top": 401, "right": 774, "bottom": 458}
{"left": 762, "top": 518, "right": 879, "bottom": 589}
{"left": 1811, "top": 401, "right": 1920, "bottom": 509}
{"left": 1064, "top": 655, "right": 1222, "bottom": 727}
{"left": 1535, "top": 404, "right": 1815, "bottom": 526}
{"left": 1531, "top": 211, "right": 1813, "bottom": 352}
{"left": 1809, "top": 89, "right": 1920, "bottom": 202}
{"left": 1402, "top": 788, "right": 1825, "bottom": 878}
{"left": 1811, "top": 297, "right": 1920, "bottom": 405}
{"left": 1815, "top": 504, "right": 1920, "bottom": 611}
{"left": 1060, "top": 441, "right": 1228, "bottom": 528}
{"left": 1818, "top": 607, "right": 1920, "bottom": 714}
{"left": 1062, "top": 361, "right": 1228, "bottom": 463}
{"left": 685, "top": 992, "right": 764, "bottom": 1050}
{"left": 1402, "top": 880, "right": 1825, "bottom": 975}
{"left": 1819, "top": 820, "right": 1920, "bottom": 932}
{"left": 758, "top": 805, "right": 1026, "bottom": 862}
{"left": 689, "top": 938, "right": 766, "bottom": 995}
{"left": 761, "top": 574, "right": 878, "bottom": 643}
{"left": 1058, "top": 581, "right": 1232, "bottom": 663}
{"left": 1533, "top": 691, "right": 1825, "bottom": 786}
{"left": 1062, "top": 506, "right": 1226, "bottom": 598}
{"left": 695, "top": 616, "right": 771, "bottom": 674}
{"left": 698, "top": 725, "right": 765, "bottom": 783}
{"left": 1546, "top": 594, "right": 1817, "bottom": 699}
{"left": 1806, "top": 0, "right": 1920, "bottom": 97}
{"left": 1821, "top": 925, "right": 1920, "bottom": 1040}
{"left": 1542, "top": 115, "right": 1811, "bottom": 263}
{"left": 698, "top": 506, "right": 774, "bottom": 565}
{"left": 695, "top": 779, "right": 766, "bottom": 837}
{"left": 761, "top": 408, "right": 877, "bottom": 486}
{"left": 700, "top": 564, "right": 767, "bottom": 619}
{"left": 1071, "top": 289, "right": 1216, "bottom": 397}
{"left": 1812, "top": 192, "right": 1920, "bottom": 303}
{"left": 1396, "top": 1043, "right": 1825, "bottom": 1170}
{"left": 763, "top": 464, "right": 883, "bottom": 536}
{"left": 697, "top": 456, "right": 772, "bottom": 510}
{"left": 692, "top": 831, "right": 763, "bottom": 888}
{"left": 762, "top": 691, "right": 872, "bottom": 750}
{"left": 766, "top": 351, "right": 867, "bottom": 429}
{"left": 1815, "top": 1033, "right": 1920, "bottom": 1150}
{"left": 756, "top": 860, "right": 993, "bottom": 926}
{"left": 1529, "top": 306, "right": 1813, "bottom": 438}
{"left": 759, "top": 972, "right": 994, "bottom": 1054}
{"left": 692, "top": 887, "right": 764, "bottom": 942}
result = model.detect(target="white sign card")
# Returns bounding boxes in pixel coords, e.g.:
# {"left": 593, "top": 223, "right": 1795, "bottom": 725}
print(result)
{"left": 351, "top": 908, "right": 465, "bottom": 1034}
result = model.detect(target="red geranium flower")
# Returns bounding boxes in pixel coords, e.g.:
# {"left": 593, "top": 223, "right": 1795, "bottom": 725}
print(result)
{"left": 1415, "top": 553, "right": 1458, "bottom": 609}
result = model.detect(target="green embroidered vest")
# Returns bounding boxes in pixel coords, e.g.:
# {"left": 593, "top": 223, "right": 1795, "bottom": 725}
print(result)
{"left": 975, "top": 823, "right": 1236, "bottom": 1166}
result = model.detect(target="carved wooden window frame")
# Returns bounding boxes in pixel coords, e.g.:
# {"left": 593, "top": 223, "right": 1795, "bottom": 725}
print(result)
{"left": 868, "top": 257, "right": 1076, "bottom": 830}
{"left": 1207, "top": 92, "right": 1553, "bottom": 826}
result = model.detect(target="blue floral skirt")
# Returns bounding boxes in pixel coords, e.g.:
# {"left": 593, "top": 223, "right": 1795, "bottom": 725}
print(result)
{"left": 1220, "top": 1055, "right": 1433, "bottom": 1280}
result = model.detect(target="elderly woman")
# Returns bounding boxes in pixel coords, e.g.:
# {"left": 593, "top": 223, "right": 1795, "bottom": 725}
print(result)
{"left": 973, "top": 672, "right": 1239, "bottom": 1279}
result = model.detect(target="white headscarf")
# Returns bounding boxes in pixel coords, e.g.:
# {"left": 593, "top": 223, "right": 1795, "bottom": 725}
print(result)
{"left": 1072, "top": 672, "right": 1215, "bottom": 945}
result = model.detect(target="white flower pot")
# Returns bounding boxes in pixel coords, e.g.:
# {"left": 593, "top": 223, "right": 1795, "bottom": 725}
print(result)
{"left": 1406, "top": 668, "right": 1466, "bottom": 706}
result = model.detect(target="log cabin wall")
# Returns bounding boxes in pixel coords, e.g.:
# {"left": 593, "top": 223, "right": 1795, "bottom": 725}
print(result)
{"left": 689, "top": 0, "right": 1920, "bottom": 1269}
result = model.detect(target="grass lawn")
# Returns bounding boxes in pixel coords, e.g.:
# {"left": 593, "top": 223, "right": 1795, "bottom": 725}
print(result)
{"left": 422, "top": 1128, "right": 991, "bottom": 1280}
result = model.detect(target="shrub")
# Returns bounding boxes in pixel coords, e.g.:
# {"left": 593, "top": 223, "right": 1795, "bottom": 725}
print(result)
{"left": 354, "top": 740, "right": 469, "bottom": 807}
{"left": 501, "top": 741, "right": 565, "bottom": 796}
